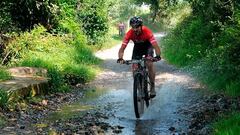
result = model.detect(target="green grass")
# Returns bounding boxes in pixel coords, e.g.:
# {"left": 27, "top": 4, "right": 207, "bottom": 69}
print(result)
{"left": 0, "top": 89, "right": 9, "bottom": 108}
{"left": 225, "top": 80, "right": 240, "bottom": 97}
{"left": 0, "top": 68, "right": 12, "bottom": 81}
{"left": 0, "top": 116, "right": 6, "bottom": 128}
{"left": 63, "top": 64, "right": 98, "bottom": 84}
{"left": 212, "top": 112, "right": 240, "bottom": 135}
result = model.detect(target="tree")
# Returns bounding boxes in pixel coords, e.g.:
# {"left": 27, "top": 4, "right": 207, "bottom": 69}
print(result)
{"left": 108, "top": 0, "right": 137, "bottom": 21}
{"left": 131, "top": 0, "right": 181, "bottom": 22}
{"left": 132, "top": 0, "right": 159, "bottom": 22}
{"left": 78, "top": 0, "right": 109, "bottom": 44}
{"left": 0, "top": 0, "right": 59, "bottom": 31}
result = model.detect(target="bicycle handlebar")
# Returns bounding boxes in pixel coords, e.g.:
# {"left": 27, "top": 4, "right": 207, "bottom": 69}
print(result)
{"left": 123, "top": 57, "right": 159, "bottom": 65}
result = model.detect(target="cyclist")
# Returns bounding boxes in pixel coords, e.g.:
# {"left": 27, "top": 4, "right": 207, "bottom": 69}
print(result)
{"left": 117, "top": 16, "right": 161, "bottom": 98}
{"left": 118, "top": 21, "right": 125, "bottom": 36}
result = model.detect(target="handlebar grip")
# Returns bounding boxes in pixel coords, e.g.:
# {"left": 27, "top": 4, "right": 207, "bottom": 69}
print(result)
{"left": 123, "top": 60, "right": 130, "bottom": 65}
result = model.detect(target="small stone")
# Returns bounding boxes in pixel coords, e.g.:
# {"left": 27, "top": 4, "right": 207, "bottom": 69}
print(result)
{"left": 41, "top": 100, "right": 48, "bottom": 106}
{"left": 20, "top": 125, "right": 25, "bottom": 129}
{"left": 117, "top": 125, "right": 124, "bottom": 129}
{"left": 113, "top": 129, "right": 122, "bottom": 134}
{"left": 169, "top": 127, "right": 176, "bottom": 131}
{"left": 3, "top": 127, "right": 15, "bottom": 131}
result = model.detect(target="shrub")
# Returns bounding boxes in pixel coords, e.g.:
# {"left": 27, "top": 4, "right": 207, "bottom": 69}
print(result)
{"left": 162, "top": 1, "right": 240, "bottom": 96}
{"left": 63, "top": 64, "right": 96, "bottom": 85}
{"left": 162, "top": 16, "right": 214, "bottom": 66}
{"left": 6, "top": 25, "right": 100, "bottom": 92}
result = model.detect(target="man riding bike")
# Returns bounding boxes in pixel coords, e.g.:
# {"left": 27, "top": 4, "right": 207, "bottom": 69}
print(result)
{"left": 117, "top": 16, "right": 161, "bottom": 98}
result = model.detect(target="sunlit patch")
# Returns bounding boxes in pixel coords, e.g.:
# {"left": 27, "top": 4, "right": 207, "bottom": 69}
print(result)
{"left": 48, "top": 129, "right": 58, "bottom": 135}
{"left": 46, "top": 104, "right": 93, "bottom": 121}
{"left": 155, "top": 72, "right": 201, "bottom": 90}
{"left": 34, "top": 123, "right": 48, "bottom": 128}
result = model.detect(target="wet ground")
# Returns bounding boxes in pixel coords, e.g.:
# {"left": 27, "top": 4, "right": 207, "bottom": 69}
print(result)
{"left": 1, "top": 33, "right": 239, "bottom": 135}
{"left": 87, "top": 33, "right": 204, "bottom": 134}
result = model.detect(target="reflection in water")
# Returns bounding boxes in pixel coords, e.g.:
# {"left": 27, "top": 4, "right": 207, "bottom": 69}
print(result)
{"left": 46, "top": 88, "right": 109, "bottom": 122}
{"left": 134, "top": 119, "right": 157, "bottom": 135}
{"left": 80, "top": 88, "right": 110, "bottom": 102}
{"left": 46, "top": 103, "right": 93, "bottom": 121}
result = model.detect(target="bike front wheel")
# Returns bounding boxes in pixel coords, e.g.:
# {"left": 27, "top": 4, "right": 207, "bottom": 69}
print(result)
{"left": 144, "top": 76, "right": 150, "bottom": 107}
{"left": 133, "top": 74, "right": 145, "bottom": 118}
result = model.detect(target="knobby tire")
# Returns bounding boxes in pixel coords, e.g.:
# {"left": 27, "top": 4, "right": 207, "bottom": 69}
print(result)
{"left": 144, "top": 76, "right": 149, "bottom": 107}
{"left": 133, "top": 74, "right": 144, "bottom": 118}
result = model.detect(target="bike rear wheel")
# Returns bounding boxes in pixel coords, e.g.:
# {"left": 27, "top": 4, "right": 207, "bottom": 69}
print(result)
{"left": 133, "top": 74, "right": 145, "bottom": 118}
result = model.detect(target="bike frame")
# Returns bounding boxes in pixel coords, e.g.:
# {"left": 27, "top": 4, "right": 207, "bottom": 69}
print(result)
{"left": 124, "top": 57, "right": 153, "bottom": 118}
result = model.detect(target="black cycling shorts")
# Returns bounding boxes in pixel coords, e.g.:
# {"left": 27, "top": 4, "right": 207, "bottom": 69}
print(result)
{"left": 132, "top": 41, "right": 153, "bottom": 60}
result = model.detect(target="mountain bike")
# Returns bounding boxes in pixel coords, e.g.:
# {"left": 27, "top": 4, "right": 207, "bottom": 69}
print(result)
{"left": 123, "top": 56, "right": 159, "bottom": 118}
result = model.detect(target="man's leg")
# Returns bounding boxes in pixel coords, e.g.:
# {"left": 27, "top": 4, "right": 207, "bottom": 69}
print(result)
{"left": 119, "top": 28, "right": 121, "bottom": 36}
{"left": 146, "top": 61, "right": 156, "bottom": 98}
{"left": 120, "top": 29, "right": 123, "bottom": 36}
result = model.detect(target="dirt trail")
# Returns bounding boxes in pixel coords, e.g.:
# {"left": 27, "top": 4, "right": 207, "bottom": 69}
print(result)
{"left": 88, "top": 33, "right": 205, "bottom": 134}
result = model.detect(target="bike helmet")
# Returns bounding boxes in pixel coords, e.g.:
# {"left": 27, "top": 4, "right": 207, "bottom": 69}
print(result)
{"left": 130, "top": 16, "right": 143, "bottom": 28}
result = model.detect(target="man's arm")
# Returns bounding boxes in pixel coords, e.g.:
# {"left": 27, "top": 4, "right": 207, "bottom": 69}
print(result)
{"left": 118, "top": 45, "right": 126, "bottom": 59}
{"left": 118, "top": 31, "right": 131, "bottom": 59}
{"left": 152, "top": 42, "right": 161, "bottom": 56}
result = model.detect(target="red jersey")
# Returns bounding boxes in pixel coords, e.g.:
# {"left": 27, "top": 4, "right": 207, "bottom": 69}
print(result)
{"left": 121, "top": 26, "right": 157, "bottom": 48}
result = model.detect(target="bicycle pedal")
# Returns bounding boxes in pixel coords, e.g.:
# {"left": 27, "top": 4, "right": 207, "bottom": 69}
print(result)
{"left": 150, "top": 94, "right": 156, "bottom": 99}
{"left": 145, "top": 97, "right": 151, "bottom": 100}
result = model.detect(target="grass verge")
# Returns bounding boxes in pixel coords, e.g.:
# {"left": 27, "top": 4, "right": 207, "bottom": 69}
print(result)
{"left": 212, "top": 112, "right": 240, "bottom": 135}
{"left": 0, "top": 67, "right": 12, "bottom": 81}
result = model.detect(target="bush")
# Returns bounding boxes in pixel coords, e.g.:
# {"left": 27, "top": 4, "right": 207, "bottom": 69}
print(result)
{"left": 63, "top": 64, "right": 96, "bottom": 85}
{"left": 162, "top": 1, "right": 240, "bottom": 96}
{"left": 162, "top": 16, "right": 214, "bottom": 66}
{"left": 6, "top": 25, "right": 100, "bottom": 92}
